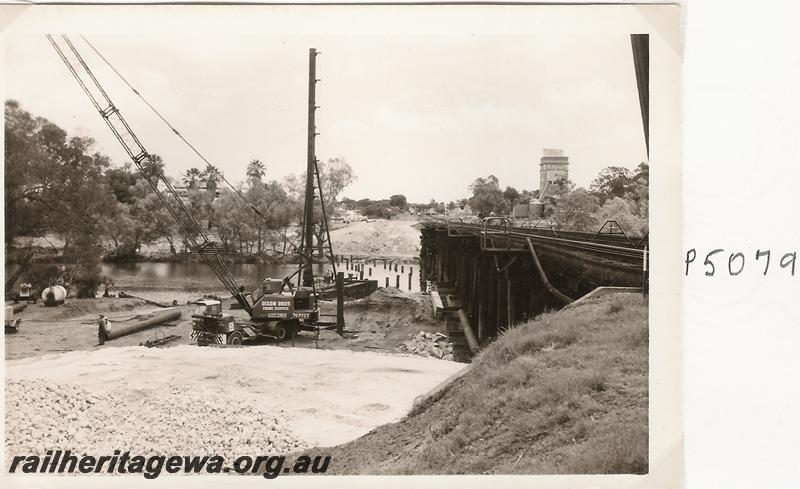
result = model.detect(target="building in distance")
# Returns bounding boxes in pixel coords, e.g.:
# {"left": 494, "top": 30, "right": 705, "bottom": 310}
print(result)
{"left": 539, "top": 148, "right": 569, "bottom": 195}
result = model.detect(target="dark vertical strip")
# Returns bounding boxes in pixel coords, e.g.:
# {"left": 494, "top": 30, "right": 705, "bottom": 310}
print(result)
{"left": 631, "top": 34, "right": 649, "bottom": 157}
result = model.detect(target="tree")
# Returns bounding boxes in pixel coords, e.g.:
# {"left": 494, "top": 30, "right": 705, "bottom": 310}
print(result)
{"left": 103, "top": 201, "right": 143, "bottom": 258}
{"left": 282, "top": 173, "right": 303, "bottom": 201}
{"left": 626, "top": 162, "right": 649, "bottom": 220}
{"left": 213, "top": 188, "right": 245, "bottom": 252}
{"left": 4, "top": 100, "right": 116, "bottom": 296}
{"left": 589, "top": 166, "right": 635, "bottom": 204}
{"left": 201, "top": 165, "right": 222, "bottom": 193}
{"left": 317, "top": 157, "right": 356, "bottom": 211}
{"left": 468, "top": 175, "right": 508, "bottom": 217}
{"left": 246, "top": 159, "right": 266, "bottom": 183}
{"left": 389, "top": 194, "right": 407, "bottom": 210}
{"left": 212, "top": 178, "right": 302, "bottom": 255}
{"left": 596, "top": 197, "right": 647, "bottom": 235}
{"left": 541, "top": 177, "right": 575, "bottom": 220}
{"left": 105, "top": 163, "right": 138, "bottom": 204}
{"left": 554, "top": 188, "right": 600, "bottom": 231}
{"left": 502, "top": 186, "right": 520, "bottom": 206}
{"left": 182, "top": 167, "right": 203, "bottom": 189}
{"left": 141, "top": 154, "right": 165, "bottom": 182}
{"left": 5, "top": 100, "right": 52, "bottom": 245}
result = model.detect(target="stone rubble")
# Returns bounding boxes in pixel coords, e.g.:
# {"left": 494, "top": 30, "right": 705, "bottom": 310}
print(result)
{"left": 402, "top": 331, "right": 454, "bottom": 360}
{"left": 5, "top": 379, "right": 307, "bottom": 461}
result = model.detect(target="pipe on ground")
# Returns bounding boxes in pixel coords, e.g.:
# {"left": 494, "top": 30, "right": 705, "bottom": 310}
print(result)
{"left": 105, "top": 309, "right": 182, "bottom": 341}
{"left": 456, "top": 309, "right": 480, "bottom": 354}
{"left": 526, "top": 238, "right": 574, "bottom": 304}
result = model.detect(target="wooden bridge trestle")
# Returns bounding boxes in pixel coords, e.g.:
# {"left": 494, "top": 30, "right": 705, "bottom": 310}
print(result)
{"left": 419, "top": 221, "right": 646, "bottom": 354}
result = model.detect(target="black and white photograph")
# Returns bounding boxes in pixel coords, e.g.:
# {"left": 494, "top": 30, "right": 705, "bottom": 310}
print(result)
{"left": 2, "top": 3, "right": 682, "bottom": 487}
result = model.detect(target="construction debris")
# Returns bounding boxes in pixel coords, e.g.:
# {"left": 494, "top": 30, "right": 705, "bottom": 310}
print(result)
{"left": 118, "top": 291, "right": 171, "bottom": 308}
{"left": 139, "top": 334, "right": 182, "bottom": 348}
{"left": 402, "top": 331, "right": 454, "bottom": 360}
{"left": 5, "top": 379, "right": 308, "bottom": 461}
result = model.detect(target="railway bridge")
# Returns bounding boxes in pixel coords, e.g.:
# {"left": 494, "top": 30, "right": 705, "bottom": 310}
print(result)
{"left": 419, "top": 219, "right": 648, "bottom": 357}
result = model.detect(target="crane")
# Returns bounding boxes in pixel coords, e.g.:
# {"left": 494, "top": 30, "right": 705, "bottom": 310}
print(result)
{"left": 47, "top": 34, "right": 319, "bottom": 344}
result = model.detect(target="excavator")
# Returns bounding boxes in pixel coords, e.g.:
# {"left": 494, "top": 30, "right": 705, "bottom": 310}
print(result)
{"left": 47, "top": 35, "right": 333, "bottom": 345}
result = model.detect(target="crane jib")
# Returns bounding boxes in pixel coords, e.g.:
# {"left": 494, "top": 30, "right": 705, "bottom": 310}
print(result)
{"left": 46, "top": 34, "right": 252, "bottom": 316}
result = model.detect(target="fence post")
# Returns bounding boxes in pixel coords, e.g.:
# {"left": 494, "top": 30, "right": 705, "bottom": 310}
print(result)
{"left": 336, "top": 272, "right": 345, "bottom": 336}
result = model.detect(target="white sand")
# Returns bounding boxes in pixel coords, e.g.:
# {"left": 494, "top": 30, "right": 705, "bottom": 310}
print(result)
{"left": 6, "top": 345, "right": 462, "bottom": 447}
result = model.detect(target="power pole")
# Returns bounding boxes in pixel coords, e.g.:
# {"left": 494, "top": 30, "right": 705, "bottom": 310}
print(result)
{"left": 302, "top": 48, "right": 319, "bottom": 287}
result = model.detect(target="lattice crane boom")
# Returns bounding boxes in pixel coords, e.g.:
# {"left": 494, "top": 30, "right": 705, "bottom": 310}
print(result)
{"left": 47, "top": 34, "right": 252, "bottom": 315}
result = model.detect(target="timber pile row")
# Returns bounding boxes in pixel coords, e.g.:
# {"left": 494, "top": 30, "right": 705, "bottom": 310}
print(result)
{"left": 5, "top": 379, "right": 307, "bottom": 461}
{"left": 402, "top": 331, "right": 454, "bottom": 360}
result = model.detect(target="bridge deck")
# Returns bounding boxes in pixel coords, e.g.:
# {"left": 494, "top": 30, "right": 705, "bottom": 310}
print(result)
{"left": 422, "top": 221, "right": 646, "bottom": 272}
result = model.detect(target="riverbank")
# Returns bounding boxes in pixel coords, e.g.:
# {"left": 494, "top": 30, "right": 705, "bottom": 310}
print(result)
{"left": 6, "top": 218, "right": 424, "bottom": 267}
{"left": 312, "top": 292, "right": 648, "bottom": 474}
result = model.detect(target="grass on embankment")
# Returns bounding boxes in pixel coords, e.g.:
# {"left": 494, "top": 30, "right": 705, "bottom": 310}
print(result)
{"left": 320, "top": 292, "right": 648, "bottom": 474}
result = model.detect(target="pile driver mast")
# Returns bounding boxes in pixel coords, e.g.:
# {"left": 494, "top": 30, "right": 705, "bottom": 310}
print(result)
{"left": 298, "top": 48, "right": 338, "bottom": 290}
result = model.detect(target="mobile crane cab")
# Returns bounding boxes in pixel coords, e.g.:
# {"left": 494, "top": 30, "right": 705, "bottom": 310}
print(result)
{"left": 191, "top": 279, "right": 321, "bottom": 346}
{"left": 242, "top": 278, "right": 319, "bottom": 341}
{"left": 190, "top": 299, "right": 236, "bottom": 345}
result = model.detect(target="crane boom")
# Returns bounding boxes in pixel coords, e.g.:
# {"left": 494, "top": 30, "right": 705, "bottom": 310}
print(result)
{"left": 47, "top": 34, "right": 252, "bottom": 315}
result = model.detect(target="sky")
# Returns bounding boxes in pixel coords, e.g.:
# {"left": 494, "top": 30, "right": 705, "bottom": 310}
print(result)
{"left": 5, "top": 33, "right": 648, "bottom": 203}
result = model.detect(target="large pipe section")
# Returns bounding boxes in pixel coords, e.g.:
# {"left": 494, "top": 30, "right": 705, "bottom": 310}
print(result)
{"left": 456, "top": 309, "right": 480, "bottom": 354}
{"left": 526, "top": 238, "right": 574, "bottom": 304}
{"left": 102, "top": 308, "right": 182, "bottom": 343}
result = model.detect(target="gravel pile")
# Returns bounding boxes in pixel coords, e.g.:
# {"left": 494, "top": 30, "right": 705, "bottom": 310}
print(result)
{"left": 5, "top": 379, "right": 308, "bottom": 460}
{"left": 402, "top": 331, "right": 454, "bottom": 360}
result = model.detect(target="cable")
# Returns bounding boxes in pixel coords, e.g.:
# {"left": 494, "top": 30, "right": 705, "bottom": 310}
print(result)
{"left": 79, "top": 35, "right": 300, "bottom": 253}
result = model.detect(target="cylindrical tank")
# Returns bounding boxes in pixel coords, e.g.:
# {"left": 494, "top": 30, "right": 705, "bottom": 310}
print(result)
{"left": 529, "top": 199, "right": 545, "bottom": 219}
{"left": 41, "top": 285, "right": 67, "bottom": 304}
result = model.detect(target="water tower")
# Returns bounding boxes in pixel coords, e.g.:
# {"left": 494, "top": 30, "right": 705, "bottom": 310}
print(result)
{"left": 529, "top": 149, "right": 570, "bottom": 219}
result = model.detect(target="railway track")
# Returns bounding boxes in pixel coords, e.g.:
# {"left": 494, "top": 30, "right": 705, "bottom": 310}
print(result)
{"left": 423, "top": 221, "right": 646, "bottom": 270}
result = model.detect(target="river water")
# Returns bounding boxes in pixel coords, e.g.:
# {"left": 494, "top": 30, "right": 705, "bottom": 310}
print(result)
{"left": 8, "top": 260, "right": 421, "bottom": 304}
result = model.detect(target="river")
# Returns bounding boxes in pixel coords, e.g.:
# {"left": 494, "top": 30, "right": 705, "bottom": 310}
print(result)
{"left": 7, "top": 260, "right": 420, "bottom": 304}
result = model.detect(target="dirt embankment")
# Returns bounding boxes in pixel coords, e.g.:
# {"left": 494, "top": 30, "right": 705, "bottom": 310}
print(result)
{"left": 328, "top": 218, "right": 422, "bottom": 259}
{"left": 314, "top": 292, "right": 649, "bottom": 475}
{"left": 308, "top": 288, "right": 445, "bottom": 353}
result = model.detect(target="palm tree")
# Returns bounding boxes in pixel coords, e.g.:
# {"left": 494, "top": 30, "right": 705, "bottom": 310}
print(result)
{"left": 182, "top": 167, "right": 202, "bottom": 188}
{"left": 246, "top": 159, "right": 266, "bottom": 183}
{"left": 142, "top": 154, "right": 165, "bottom": 180}
{"left": 202, "top": 165, "right": 222, "bottom": 187}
